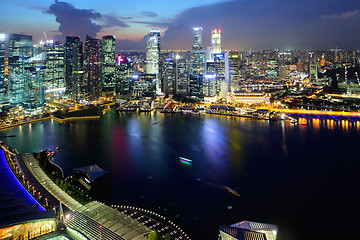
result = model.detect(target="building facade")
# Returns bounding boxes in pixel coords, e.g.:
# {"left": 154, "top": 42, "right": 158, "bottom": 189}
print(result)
{"left": 65, "top": 36, "right": 83, "bottom": 102}
{"left": 146, "top": 29, "right": 161, "bottom": 94}
{"left": 7, "top": 34, "right": 33, "bottom": 105}
{"left": 101, "top": 35, "right": 116, "bottom": 96}
{"left": 84, "top": 35, "right": 102, "bottom": 101}
{"left": 45, "top": 40, "right": 65, "bottom": 99}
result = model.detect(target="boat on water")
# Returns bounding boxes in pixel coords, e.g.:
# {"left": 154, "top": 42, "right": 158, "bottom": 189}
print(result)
{"left": 150, "top": 121, "right": 159, "bottom": 126}
{"left": 223, "top": 186, "right": 240, "bottom": 197}
{"left": 290, "top": 119, "right": 297, "bottom": 124}
{"left": 179, "top": 157, "right": 192, "bottom": 164}
{"left": 0, "top": 135, "right": 16, "bottom": 138}
{"left": 56, "top": 146, "right": 60, "bottom": 150}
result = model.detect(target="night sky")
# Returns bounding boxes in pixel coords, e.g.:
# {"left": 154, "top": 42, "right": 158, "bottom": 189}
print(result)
{"left": 1, "top": 0, "right": 360, "bottom": 50}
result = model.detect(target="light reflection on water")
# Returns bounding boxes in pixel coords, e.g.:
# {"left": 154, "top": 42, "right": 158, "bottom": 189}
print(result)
{"left": 0, "top": 110, "right": 359, "bottom": 240}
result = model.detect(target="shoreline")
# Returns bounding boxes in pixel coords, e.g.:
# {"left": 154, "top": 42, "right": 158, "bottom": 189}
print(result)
{"left": 0, "top": 115, "right": 101, "bottom": 132}
{"left": 2, "top": 106, "right": 360, "bottom": 132}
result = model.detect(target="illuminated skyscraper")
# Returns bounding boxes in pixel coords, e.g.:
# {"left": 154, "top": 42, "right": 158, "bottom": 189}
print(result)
{"left": 115, "top": 55, "right": 133, "bottom": 101}
{"left": 65, "top": 36, "right": 83, "bottom": 101}
{"left": 190, "top": 27, "right": 205, "bottom": 100}
{"left": 146, "top": 29, "right": 161, "bottom": 95}
{"left": 45, "top": 40, "right": 65, "bottom": 98}
{"left": 0, "top": 34, "right": 5, "bottom": 102}
{"left": 8, "top": 34, "right": 33, "bottom": 105}
{"left": 22, "top": 54, "right": 46, "bottom": 115}
{"left": 174, "top": 52, "right": 188, "bottom": 95}
{"left": 161, "top": 55, "right": 175, "bottom": 95}
{"left": 211, "top": 29, "right": 221, "bottom": 55}
{"left": 192, "top": 27, "right": 202, "bottom": 50}
{"left": 190, "top": 27, "right": 205, "bottom": 75}
{"left": 84, "top": 35, "right": 102, "bottom": 101}
{"left": 225, "top": 51, "right": 240, "bottom": 92}
{"left": 101, "top": 35, "right": 116, "bottom": 96}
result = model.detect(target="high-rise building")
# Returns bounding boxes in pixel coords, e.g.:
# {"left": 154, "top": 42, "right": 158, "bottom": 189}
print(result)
{"left": 45, "top": 40, "right": 65, "bottom": 99}
{"left": 146, "top": 29, "right": 161, "bottom": 95}
{"left": 8, "top": 34, "right": 33, "bottom": 105}
{"left": 225, "top": 51, "right": 240, "bottom": 92}
{"left": 161, "top": 56, "right": 175, "bottom": 95}
{"left": 190, "top": 27, "right": 205, "bottom": 100}
{"left": 101, "top": 35, "right": 116, "bottom": 97}
{"left": 206, "top": 53, "right": 225, "bottom": 96}
{"left": 175, "top": 52, "right": 188, "bottom": 95}
{"left": 203, "top": 74, "right": 216, "bottom": 97}
{"left": 211, "top": 29, "right": 221, "bottom": 55}
{"left": 189, "top": 74, "right": 203, "bottom": 101}
{"left": 22, "top": 54, "right": 46, "bottom": 115}
{"left": 65, "top": 36, "right": 83, "bottom": 102}
{"left": 0, "top": 34, "right": 5, "bottom": 102}
{"left": 131, "top": 74, "right": 156, "bottom": 99}
{"left": 192, "top": 27, "right": 202, "bottom": 50}
{"left": 84, "top": 35, "right": 102, "bottom": 101}
{"left": 115, "top": 55, "right": 133, "bottom": 101}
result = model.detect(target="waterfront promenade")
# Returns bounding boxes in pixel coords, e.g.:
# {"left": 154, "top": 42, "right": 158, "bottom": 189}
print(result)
{"left": 19, "top": 153, "right": 83, "bottom": 212}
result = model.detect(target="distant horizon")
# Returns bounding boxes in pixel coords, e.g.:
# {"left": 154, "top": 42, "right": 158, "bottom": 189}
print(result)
{"left": 2, "top": 31, "right": 360, "bottom": 52}
{"left": 1, "top": 0, "right": 360, "bottom": 50}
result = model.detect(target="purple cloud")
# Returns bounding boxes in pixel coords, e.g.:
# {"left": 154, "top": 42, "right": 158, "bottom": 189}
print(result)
{"left": 46, "top": 0, "right": 102, "bottom": 41}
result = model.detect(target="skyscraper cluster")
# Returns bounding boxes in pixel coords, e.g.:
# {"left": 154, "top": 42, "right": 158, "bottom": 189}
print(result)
{"left": 1, "top": 26, "right": 354, "bottom": 113}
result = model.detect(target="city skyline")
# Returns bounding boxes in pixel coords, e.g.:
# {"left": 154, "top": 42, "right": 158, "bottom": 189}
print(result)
{"left": 1, "top": 0, "right": 360, "bottom": 50}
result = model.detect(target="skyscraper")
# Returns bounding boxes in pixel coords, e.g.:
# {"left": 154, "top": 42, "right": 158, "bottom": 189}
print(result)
{"left": 22, "top": 54, "right": 46, "bottom": 115}
{"left": 190, "top": 27, "right": 205, "bottom": 100}
{"left": 161, "top": 55, "right": 175, "bottom": 95}
{"left": 225, "top": 51, "right": 240, "bottom": 92}
{"left": 146, "top": 29, "right": 161, "bottom": 95}
{"left": 192, "top": 27, "right": 202, "bottom": 50}
{"left": 115, "top": 55, "right": 133, "bottom": 101}
{"left": 101, "top": 35, "right": 116, "bottom": 97}
{"left": 0, "top": 34, "right": 5, "bottom": 102}
{"left": 65, "top": 36, "right": 83, "bottom": 102}
{"left": 8, "top": 34, "right": 33, "bottom": 105}
{"left": 84, "top": 35, "right": 102, "bottom": 101}
{"left": 211, "top": 29, "right": 221, "bottom": 55}
{"left": 45, "top": 40, "right": 65, "bottom": 98}
{"left": 190, "top": 27, "right": 205, "bottom": 75}
{"left": 175, "top": 52, "right": 188, "bottom": 96}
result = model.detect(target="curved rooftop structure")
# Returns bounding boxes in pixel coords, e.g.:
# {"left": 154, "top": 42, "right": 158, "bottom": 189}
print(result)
{"left": 65, "top": 201, "right": 151, "bottom": 240}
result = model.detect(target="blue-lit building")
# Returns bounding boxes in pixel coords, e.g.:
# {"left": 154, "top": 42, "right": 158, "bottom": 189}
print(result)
{"left": 23, "top": 54, "right": 46, "bottom": 115}
{"left": 0, "top": 148, "right": 56, "bottom": 239}
{"left": 7, "top": 34, "right": 33, "bottom": 105}
{"left": 101, "top": 35, "right": 116, "bottom": 97}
